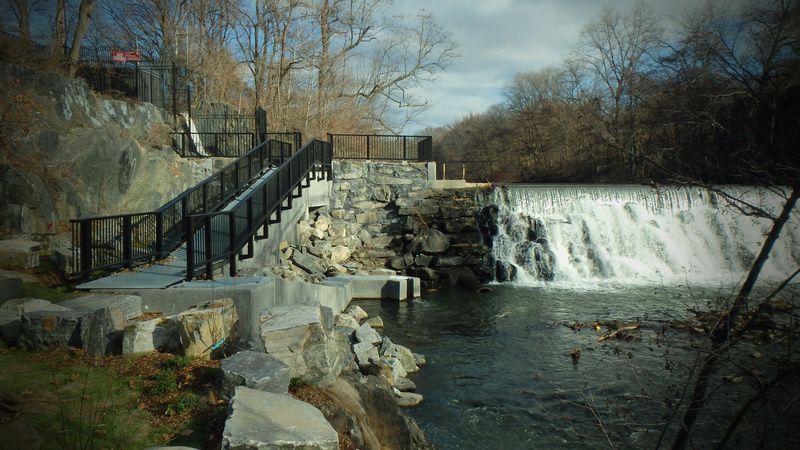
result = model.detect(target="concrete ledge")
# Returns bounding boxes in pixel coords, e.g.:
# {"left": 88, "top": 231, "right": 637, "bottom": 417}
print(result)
{"left": 328, "top": 275, "right": 421, "bottom": 301}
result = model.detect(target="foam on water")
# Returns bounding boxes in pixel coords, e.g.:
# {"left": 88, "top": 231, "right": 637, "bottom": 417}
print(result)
{"left": 491, "top": 185, "right": 800, "bottom": 287}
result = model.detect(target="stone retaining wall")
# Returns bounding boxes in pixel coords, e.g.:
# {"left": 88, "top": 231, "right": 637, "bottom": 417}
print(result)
{"left": 322, "top": 160, "right": 493, "bottom": 287}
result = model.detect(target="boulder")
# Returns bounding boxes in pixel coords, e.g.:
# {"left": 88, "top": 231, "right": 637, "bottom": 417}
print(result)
{"left": 0, "top": 239, "right": 42, "bottom": 270}
{"left": 407, "top": 228, "right": 450, "bottom": 254}
{"left": 346, "top": 305, "right": 369, "bottom": 322}
{"left": 334, "top": 313, "right": 360, "bottom": 333}
{"left": 222, "top": 387, "right": 338, "bottom": 450}
{"left": 175, "top": 298, "right": 239, "bottom": 358}
{"left": 380, "top": 338, "right": 419, "bottom": 373}
{"left": 330, "top": 246, "right": 351, "bottom": 264}
{"left": 381, "top": 356, "right": 408, "bottom": 380}
{"left": 394, "top": 377, "right": 416, "bottom": 392}
{"left": 353, "top": 341, "right": 380, "bottom": 372}
{"left": 366, "top": 359, "right": 395, "bottom": 385}
{"left": 414, "top": 254, "right": 434, "bottom": 267}
{"left": 80, "top": 307, "right": 125, "bottom": 356}
{"left": 60, "top": 293, "right": 143, "bottom": 320}
{"left": 0, "top": 298, "right": 69, "bottom": 345}
{"left": 365, "top": 316, "right": 384, "bottom": 329}
{"left": 260, "top": 304, "right": 351, "bottom": 386}
{"left": 372, "top": 185, "right": 394, "bottom": 203}
{"left": 413, "top": 353, "right": 427, "bottom": 367}
{"left": 396, "top": 392, "right": 424, "bottom": 408}
{"left": 18, "top": 309, "right": 83, "bottom": 349}
{"left": 314, "top": 214, "right": 331, "bottom": 232}
{"left": 122, "top": 316, "right": 179, "bottom": 354}
{"left": 308, "top": 240, "right": 333, "bottom": 259}
{"left": 220, "top": 350, "right": 291, "bottom": 397}
{"left": 292, "top": 252, "right": 326, "bottom": 276}
{"left": 355, "top": 322, "right": 381, "bottom": 346}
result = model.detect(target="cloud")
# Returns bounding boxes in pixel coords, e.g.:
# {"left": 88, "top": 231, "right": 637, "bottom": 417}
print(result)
{"left": 386, "top": 0, "right": 696, "bottom": 131}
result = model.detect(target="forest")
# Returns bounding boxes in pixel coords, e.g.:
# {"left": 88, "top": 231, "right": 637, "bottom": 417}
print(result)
{"left": 0, "top": 0, "right": 457, "bottom": 139}
{"left": 428, "top": 0, "right": 800, "bottom": 185}
{"left": 1, "top": 0, "right": 798, "bottom": 184}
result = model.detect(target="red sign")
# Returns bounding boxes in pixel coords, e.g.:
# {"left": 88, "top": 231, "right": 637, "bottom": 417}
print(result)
{"left": 111, "top": 50, "right": 142, "bottom": 63}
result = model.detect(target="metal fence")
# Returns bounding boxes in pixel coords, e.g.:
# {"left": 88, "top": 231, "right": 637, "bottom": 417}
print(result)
{"left": 70, "top": 139, "right": 293, "bottom": 279}
{"left": 185, "top": 139, "right": 333, "bottom": 280}
{"left": 328, "top": 134, "right": 432, "bottom": 161}
{"left": 436, "top": 160, "right": 495, "bottom": 181}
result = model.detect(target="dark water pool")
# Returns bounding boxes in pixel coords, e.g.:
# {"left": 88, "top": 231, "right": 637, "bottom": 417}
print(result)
{"left": 353, "top": 283, "right": 799, "bottom": 449}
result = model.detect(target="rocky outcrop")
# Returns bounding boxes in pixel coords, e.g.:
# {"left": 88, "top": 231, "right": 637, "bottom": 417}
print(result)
{"left": 0, "top": 62, "right": 216, "bottom": 240}
{"left": 222, "top": 386, "right": 339, "bottom": 450}
{"left": 122, "top": 316, "right": 179, "bottom": 354}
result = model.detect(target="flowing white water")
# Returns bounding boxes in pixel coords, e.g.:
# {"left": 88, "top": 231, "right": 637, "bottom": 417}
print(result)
{"left": 491, "top": 185, "right": 800, "bottom": 286}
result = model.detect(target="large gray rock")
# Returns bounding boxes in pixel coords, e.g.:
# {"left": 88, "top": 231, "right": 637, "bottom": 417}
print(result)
{"left": 353, "top": 341, "right": 380, "bottom": 372}
{"left": 60, "top": 293, "right": 143, "bottom": 320}
{"left": 175, "top": 298, "right": 239, "bottom": 358}
{"left": 0, "top": 298, "right": 69, "bottom": 345}
{"left": 260, "top": 304, "right": 351, "bottom": 386}
{"left": 292, "top": 251, "right": 326, "bottom": 276}
{"left": 330, "top": 245, "right": 351, "bottom": 264}
{"left": 381, "top": 340, "right": 420, "bottom": 373}
{"left": 0, "top": 166, "right": 56, "bottom": 236}
{"left": 355, "top": 322, "right": 382, "bottom": 346}
{"left": 222, "top": 386, "right": 339, "bottom": 450}
{"left": 0, "top": 273, "right": 22, "bottom": 301}
{"left": 334, "top": 313, "right": 360, "bottom": 333}
{"left": 122, "top": 316, "right": 179, "bottom": 354}
{"left": 0, "top": 239, "right": 42, "bottom": 270}
{"left": 407, "top": 228, "right": 450, "bottom": 254}
{"left": 346, "top": 305, "right": 368, "bottom": 322}
{"left": 221, "top": 350, "right": 292, "bottom": 397}
{"left": 80, "top": 306, "right": 125, "bottom": 356}
{"left": 18, "top": 309, "right": 83, "bottom": 349}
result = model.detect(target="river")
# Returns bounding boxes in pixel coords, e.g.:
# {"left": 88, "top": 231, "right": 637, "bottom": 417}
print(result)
{"left": 356, "top": 184, "right": 800, "bottom": 449}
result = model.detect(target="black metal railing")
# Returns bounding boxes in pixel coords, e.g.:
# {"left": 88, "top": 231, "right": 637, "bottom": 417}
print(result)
{"left": 328, "top": 134, "right": 432, "bottom": 161}
{"left": 264, "top": 132, "right": 303, "bottom": 153}
{"left": 70, "top": 139, "right": 293, "bottom": 279}
{"left": 171, "top": 132, "right": 257, "bottom": 157}
{"left": 184, "top": 139, "right": 332, "bottom": 280}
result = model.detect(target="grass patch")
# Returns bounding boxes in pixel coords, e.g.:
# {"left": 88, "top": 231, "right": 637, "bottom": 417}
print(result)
{"left": 0, "top": 348, "right": 227, "bottom": 449}
{"left": 18, "top": 282, "right": 83, "bottom": 303}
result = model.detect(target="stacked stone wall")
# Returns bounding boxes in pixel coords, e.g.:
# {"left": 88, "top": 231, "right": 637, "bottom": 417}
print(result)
{"left": 321, "top": 160, "right": 492, "bottom": 287}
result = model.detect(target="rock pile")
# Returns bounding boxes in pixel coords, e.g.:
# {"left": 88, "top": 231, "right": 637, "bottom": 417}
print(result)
{"left": 338, "top": 305, "right": 426, "bottom": 407}
{"left": 0, "top": 294, "right": 239, "bottom": 358}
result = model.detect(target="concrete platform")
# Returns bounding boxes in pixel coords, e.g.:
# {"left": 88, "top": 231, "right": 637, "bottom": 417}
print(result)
{"left": 77, "top": 260, "right": 186, "bottom": 289}
{"left": 328, "top": 275, "right": 421, "bottom": 301}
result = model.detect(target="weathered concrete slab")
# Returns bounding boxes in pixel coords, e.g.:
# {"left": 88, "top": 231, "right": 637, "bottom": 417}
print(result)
{"left": 76, "top": 262, "right": 186, "bottom": 290}
{"left": 222, "top": 386, "right": 338, "bottom": 450}
{"left": 60, "top": 293, "right": 143, "bottom": 320}
{"left": 327, "top": 275, "right": 421, "bottom": 301}
{"left": 221, "top": 350, "right": 291, "bottom": 396}
{"left": 0, "top": 239, "right": 41, "bottom": 270}
{"left": 0, "top": 273, "right": 22, "bottom": 301}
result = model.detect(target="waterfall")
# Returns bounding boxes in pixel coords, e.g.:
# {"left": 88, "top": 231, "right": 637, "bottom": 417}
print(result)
{"left": 491, "top": 185, "right": 800, "bottom": 286}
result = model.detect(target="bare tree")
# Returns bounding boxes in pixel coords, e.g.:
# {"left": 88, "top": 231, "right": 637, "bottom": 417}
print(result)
{"left": 66, "top": 0, "right": 95, "bottom": 76}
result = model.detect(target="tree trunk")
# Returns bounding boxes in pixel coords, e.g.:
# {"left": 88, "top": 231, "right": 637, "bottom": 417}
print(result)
{"left": 66, "top": 0, "right": 96, "bottom": 77}
{"left": 670, "top": 184, "right": 800, "bottom": 450}
{"left": 13, "top": 0, "right": 30, "bottom": 40}
{"left": 52, "top": 0, "right": 67, "bottom": 58}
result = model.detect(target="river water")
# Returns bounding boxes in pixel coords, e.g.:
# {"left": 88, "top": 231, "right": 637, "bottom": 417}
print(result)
{"left": 355, "top": 185, "right": 800, "bottom": 449}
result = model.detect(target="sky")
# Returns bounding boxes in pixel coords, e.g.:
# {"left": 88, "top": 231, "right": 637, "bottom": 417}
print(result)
{"left": 389, "top": 0, "right": 695, "bottom": 132}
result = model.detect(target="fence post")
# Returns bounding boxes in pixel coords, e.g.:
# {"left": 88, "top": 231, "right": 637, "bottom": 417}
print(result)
{"left": 171, "top": 62, "right": 178, "bottom": 121}
{"left": 155, "top": 212, "right": 164, "bottom": 258}
{"left": 122, "top": 215, "right": 132, "bottom": 268}
{"left": 185, "top": 217, "right": 194, "bottom": 281}
{"left": 256, "top": 107, "right": 268, "bottom": 144}
{"left": 327, "top": 133, "right": 334, "bottom": 158}
{"left": 204, "top": 216, "right": 213, "bottom": 279}
{"left": 403, "top": 136, "right": 407, "bottom": 160}
{"left": 79, "top": 220, "right": 92, "bottom": 278}
{"left": 366, "top": 135, "right": 371, "bottom": 159}
{"left": 228, "top": 212, "right": 237, "bottom": 277}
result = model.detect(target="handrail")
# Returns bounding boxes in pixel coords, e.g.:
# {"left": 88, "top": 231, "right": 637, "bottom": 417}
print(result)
{"left": 70, "top": 139, "right": 293, "bottom": 279}
{"left": 184, "top": 139, "right": 333, "bottom": 280}
{"left": 328, "top": 133, "right": 432, "bottom": 161}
